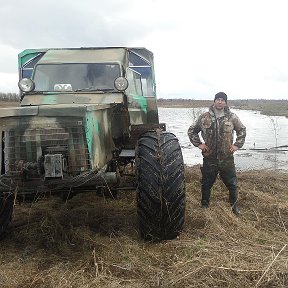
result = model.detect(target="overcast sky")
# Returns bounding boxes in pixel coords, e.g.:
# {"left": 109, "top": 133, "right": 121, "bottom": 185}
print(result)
{"left": 1, "top": 0, "right": 288, "bottom": 100}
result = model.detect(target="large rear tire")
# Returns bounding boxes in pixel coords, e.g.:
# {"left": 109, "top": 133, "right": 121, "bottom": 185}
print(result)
{"left": 0, "top": 192, "right": 14, "bottom": 236}
{"left": 136, "top": 130, "right": 185, "bottom": 241}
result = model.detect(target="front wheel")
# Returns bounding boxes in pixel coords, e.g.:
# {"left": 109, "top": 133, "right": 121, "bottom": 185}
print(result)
{"left": 136, "top": 130, "right": 185, "bottom": 241}
{"left": 0, "top": 192, "right": 14, "bottom": 236}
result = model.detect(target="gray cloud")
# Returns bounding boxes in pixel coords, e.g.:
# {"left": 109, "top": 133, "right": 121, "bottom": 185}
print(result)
{"left": 0, "top": 0, "right": 172, "bottom": 49}
{"left": 0, "top": 0, "right": 175, "bottom": 76}
{"left": 1, "top": 0, "right": 288, "bottom": 99}
{"left": 0, "top": 0, "right": 177, "bottom": 93}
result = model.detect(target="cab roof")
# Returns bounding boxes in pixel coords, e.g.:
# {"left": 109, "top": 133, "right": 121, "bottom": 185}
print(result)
{"left": 19, "top": 47, "right": 154, "bottom": 67}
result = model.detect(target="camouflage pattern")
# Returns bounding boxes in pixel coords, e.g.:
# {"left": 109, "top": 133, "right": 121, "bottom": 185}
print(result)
{"left": 187, "top": 105, "right": 246, "bottom": 160}
{"left": 0, "top": 47, "right": 163, "bottom": 195}
{"left": 200, "top": 157, "right": 238, "bottom": 206}
{"left": 188, "top": 104, "right": 246, "bottom": 208}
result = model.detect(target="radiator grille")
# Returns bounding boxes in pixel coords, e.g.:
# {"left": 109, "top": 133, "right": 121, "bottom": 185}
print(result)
{"left": 3, "top": 121, "right": 90, "bottom": 174}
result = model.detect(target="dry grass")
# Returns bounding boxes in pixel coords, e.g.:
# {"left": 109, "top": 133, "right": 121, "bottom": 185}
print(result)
{"left": 0, "top": 166, "right": 287, "bottom": 287}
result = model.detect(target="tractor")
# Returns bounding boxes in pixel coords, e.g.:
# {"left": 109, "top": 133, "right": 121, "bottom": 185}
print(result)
{"left": 0, "top": 47, "right": 185, "bottom": 240}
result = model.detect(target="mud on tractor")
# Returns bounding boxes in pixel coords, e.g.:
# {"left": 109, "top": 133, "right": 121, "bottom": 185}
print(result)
{"left": 0, "top": 47, "right": 185, "bottom": 241}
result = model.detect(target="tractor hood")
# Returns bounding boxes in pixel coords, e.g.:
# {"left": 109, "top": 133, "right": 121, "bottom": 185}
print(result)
{"left": 20, "top": 92, "right": 124, "bottom": 106}
{"left": 0, "top": 103, "right": 114, "bottom": 118}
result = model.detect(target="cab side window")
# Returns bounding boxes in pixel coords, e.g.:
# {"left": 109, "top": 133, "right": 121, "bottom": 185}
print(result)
{"left": 127, "top": 52, "right": 155, "bottom": 97}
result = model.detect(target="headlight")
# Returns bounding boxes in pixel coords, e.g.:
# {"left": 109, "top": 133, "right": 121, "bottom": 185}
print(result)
{"left": 114, "top": 77, "right": 129, "bottom": 92}
{"left": 18, "top": 78, "right": 35, "bottom": 92}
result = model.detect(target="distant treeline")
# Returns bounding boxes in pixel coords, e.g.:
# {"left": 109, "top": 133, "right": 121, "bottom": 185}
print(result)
{"left": 0, "top": 93, "right": 287, "bottom": 117}
{"left": 158, "top": 98, "right": 288, "bottom": 117}
{"left": 0, "top": 92, "right": 20, "bottom": 102}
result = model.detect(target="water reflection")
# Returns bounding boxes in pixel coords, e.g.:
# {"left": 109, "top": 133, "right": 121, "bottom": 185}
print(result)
{"left": 158, "top": 107, "right": 288, "bottom": 171}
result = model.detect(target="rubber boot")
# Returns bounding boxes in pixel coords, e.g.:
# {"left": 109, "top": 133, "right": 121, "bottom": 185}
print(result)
{"left": 229, "top": 190, "right": 240, "bottom": 215}
{"left": 231, "top": 203, "right": 240, "bottom": 215}
{"left": 201, "top": 190, "right": 211, "bottom": 208}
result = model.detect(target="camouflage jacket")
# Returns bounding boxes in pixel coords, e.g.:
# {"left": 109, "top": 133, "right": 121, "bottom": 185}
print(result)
{"left": 187, "top": 105, "right": 246, "bottom": 159}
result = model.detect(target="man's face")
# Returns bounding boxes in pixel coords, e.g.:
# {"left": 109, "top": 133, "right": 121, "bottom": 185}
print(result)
{"left": 214, "top": 98, "right": 226, "bottom": 110}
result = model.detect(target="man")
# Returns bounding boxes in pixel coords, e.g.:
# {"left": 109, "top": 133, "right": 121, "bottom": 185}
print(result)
{"left": 187, "top": 92, "right": 246, "bottom": 215}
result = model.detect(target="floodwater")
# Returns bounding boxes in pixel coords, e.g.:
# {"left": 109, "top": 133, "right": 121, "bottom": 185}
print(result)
{"left": 158, "top": 107, "right": 288, "bottom": 171}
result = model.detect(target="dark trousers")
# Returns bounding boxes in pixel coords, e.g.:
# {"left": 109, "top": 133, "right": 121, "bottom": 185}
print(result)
{"left": 200, "top": 157, "right": 238, "bottom": 206}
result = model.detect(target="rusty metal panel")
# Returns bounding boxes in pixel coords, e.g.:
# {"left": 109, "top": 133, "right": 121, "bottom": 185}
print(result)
{"left": 0, "top": 106, "right": 38, "bottom": 118}
{"left": 128, "top": 108, "right": 147, "bottom": 125}
{"left": 44, "top": 154, "right": 63, "bottom": 178}
{"left": 85, "top": 107, "right": 115, "bottom": 170}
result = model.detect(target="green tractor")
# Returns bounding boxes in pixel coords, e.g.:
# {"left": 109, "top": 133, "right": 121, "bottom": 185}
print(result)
{"left": 0, "top": 47, "right": 185, "bottom": 241}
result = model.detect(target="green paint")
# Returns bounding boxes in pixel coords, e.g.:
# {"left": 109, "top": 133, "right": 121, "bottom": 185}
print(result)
{"left": 85, "top": 111, "right": 100, "bottom": 157}
{"left": 18, "top": 49, "right": 48, "bottom": 67}
{"left": 131, "top": 94, "right": 147, "bottom": 113}
{"left": 42, "top": 94, "right": 58, "bottom": 104}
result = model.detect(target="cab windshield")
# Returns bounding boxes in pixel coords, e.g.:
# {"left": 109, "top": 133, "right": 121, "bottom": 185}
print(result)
{"left": 33, "top": 63, "right": 121, "bottom": 92}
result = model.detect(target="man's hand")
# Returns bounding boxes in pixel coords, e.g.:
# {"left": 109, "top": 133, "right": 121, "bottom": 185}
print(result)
{"left": 230, "top": 145, "right": 239, "bottom": 153}
{"left": 198, "top": 143, "right": 208, "bottom": 152}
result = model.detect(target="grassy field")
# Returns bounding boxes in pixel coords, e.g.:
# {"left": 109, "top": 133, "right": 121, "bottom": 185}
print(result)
{"left": 0, "top": 100, "right": 287, "bottom": 287}
{"left": 0, "top": 166, "right": 287, "bottom": 288}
